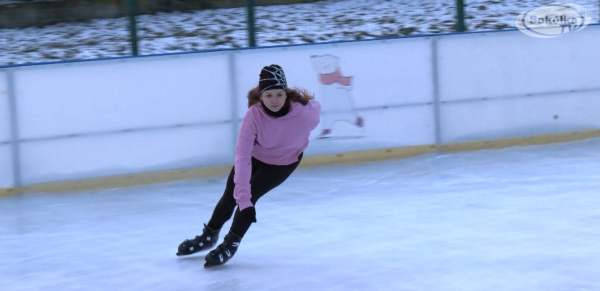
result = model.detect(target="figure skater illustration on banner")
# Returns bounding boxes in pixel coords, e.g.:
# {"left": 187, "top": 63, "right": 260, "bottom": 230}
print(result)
{"left": 311, "top": 54, "right": 364, "bottom": 139}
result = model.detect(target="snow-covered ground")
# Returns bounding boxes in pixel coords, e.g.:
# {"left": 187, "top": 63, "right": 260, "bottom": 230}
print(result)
{"left": 0, "top": 0, "right": 59, "bottom": 4}
{"left": 1, "top": 0, "right": 599, "bottom": 66}
{"left": 1, "top": 138, "right": 600, "bottom": 290}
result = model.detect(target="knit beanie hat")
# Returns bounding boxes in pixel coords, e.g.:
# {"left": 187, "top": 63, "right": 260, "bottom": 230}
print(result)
{"left": 259, "top": 64, "right": 288, "bottom": 93}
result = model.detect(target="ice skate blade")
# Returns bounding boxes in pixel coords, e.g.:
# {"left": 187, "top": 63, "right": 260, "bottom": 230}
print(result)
{"left": 176, "top": 250, "right": 197, "bottom": 256}
{"left": 204, "top": 263, "right": 226, "bottom": 269}
{"left": 177, "top": 250, "right": 210, "bottom": 257}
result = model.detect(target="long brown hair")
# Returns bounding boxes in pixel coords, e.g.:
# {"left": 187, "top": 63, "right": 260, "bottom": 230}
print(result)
{"left": 247, "top": 86, "right": 315, "bottom": 108}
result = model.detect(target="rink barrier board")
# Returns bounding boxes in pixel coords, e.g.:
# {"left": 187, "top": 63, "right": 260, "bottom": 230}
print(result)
{"left": 1, "top": 129, "right": 600, "bottom": 197}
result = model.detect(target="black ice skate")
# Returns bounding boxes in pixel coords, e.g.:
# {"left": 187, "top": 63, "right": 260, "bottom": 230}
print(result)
{"left": 204, "top": 231, "right": 242, "bottom": 269}
{"left": 176, "top": 224, "right": 220, "bottom": 256}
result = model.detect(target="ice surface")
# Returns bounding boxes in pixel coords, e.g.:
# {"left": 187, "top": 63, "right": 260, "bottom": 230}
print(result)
{"left": 1, "top": 138, "right": 600, "bottom": 290}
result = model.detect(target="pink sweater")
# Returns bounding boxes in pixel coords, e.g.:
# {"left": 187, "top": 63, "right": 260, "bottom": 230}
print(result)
{"left": 234, "top": 100, "right": 321, "bottom": 210}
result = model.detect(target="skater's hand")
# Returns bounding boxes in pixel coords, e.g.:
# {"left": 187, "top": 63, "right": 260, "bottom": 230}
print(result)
{"left": 240, "top": 207, "right": 257, "bottom": 223}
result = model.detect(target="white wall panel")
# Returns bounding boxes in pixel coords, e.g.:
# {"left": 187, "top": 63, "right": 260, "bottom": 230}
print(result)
{"left": 440, "top": 91, "right": 600, "bottom": 143}
{"left": 19, "top": 123, "right": 233, "bottom": 185}
{"left": 0, "top": 70, "right": 10, "bottom": 142}
{"left": 0, "top": 145, "right": 14, "bottom": 188}
{"left": 13, "top": 52, "right": 232, "bottom": 139}
{"left": 438, "top": 26, "right": 600, "bottom": 102}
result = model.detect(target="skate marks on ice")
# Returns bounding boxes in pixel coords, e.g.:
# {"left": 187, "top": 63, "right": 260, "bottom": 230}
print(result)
{"left": 3, "top": 139, "right": 600, "bottom": 290}
{"left": 311, "top": 54, "right": 365, "bottom": 140}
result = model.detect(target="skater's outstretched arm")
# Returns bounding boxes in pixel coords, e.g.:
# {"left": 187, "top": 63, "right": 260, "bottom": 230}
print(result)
{"left": 233, "top": 112, "right": 257, "bottom": 211}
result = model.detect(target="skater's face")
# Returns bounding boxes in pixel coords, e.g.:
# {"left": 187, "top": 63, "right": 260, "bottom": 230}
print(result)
{"left": 261, "top": 89, "right": 287, "bottom": 112}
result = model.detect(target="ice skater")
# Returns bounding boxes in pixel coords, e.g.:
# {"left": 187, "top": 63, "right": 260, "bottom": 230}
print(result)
{"left": 176, "top": 64, "right": 321, "bottom": 268}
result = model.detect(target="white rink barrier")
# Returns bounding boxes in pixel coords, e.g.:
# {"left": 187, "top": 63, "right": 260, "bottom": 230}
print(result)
{"left": 1, "top": 25, "right": 599, "bottom": 194}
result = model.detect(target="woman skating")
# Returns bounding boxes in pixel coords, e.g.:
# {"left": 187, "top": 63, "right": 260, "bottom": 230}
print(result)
{"left": 176, "top": 64, "right": 321, "bottom": 268}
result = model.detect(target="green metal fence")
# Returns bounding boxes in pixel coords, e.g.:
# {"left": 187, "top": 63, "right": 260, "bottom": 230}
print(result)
{"left": 1, "top": 0, "right": 599, "bottom": 66}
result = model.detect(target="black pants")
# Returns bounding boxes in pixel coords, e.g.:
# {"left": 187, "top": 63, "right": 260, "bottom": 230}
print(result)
{"left": 207, "top": 153, "right": 303, "bottom": 238}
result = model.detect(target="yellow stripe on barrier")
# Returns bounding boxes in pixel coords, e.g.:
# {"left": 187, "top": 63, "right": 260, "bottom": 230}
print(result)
{"left": 1, "top": 129, "right": 599, "bottom": 197}
{"left": 20, "top": 165, "right": 233, "bottom": 194}
{"left": 301, "top": 144, "right": 438, "bottom": 167}
{"left": 0, "top": 188, "right": 16, "bottom": 198}
{"left": 440, "top": 129, "right": 600, "bottom": 152}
